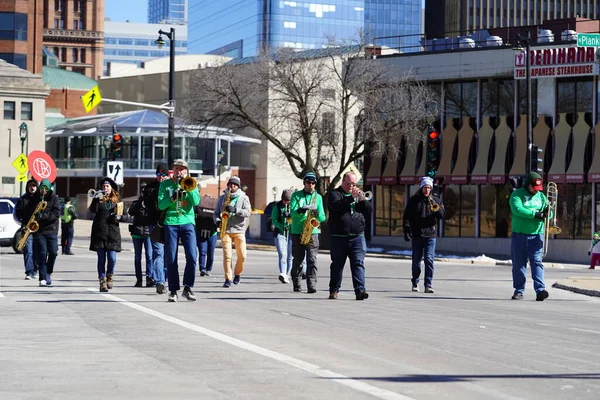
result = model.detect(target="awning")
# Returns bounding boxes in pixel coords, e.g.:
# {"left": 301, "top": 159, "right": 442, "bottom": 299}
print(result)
{"left": 564, "top": 112, "right": 588, "bottom": 183}
{"left": 470, "top": 116, "right": 493, "bottom": 184}
{"left": 488, "top": 116, "right": 512, "bottom": 184}
{"left": 399, "top": 134, "right": 422, "bottom": 184}
{"left": 365, "top": 154, "right": 383, "bottom": 185}
{"left": 509, "top": 115, "right": 528, "bottom": 179}
{"left": 436, "top": 117, "right": 456, "bottom": 180}
{"left": 381, "top": 135, "right": 402, "bottom": 184}
{"left": 445, "top": 116, "right": 471, "bottom": 184}
{"left": 547, "top": 113, "right": 570, "bottom": 183}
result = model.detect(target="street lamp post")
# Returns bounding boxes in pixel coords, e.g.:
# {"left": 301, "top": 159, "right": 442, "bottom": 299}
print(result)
{"left": 155, "top": 27, "right": 176, "bottom": 167}
{"left": 272, "top": 186, "right": 278, "bottom": 202}
{"left": 514, "top": 31, "right": 533, "bottom": 174}
{"left": 103, "top": 136, "right": 111, "bottom": 176}
{"left": 216, "top": 148, "right": 225, "bottom": 195}
{"left": 18, "top": 122, "right": 28, "bottom": 195}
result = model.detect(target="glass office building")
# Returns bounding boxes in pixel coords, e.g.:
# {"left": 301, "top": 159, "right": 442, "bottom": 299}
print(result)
{"left": 148, "top": 0, "right": 188, "bottom": 24}
{"left": 188, "top": 0, "right": 422, "bottom": 58}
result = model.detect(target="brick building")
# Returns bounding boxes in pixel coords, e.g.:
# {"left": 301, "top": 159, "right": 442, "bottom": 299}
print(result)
{"left": 0, "top": 0, "right": 44, "bottom": 73}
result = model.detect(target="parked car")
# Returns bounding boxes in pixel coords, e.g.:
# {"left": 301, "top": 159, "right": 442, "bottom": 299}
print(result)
{"left": 0, "top": 198, "right": 22, "bottom": 253}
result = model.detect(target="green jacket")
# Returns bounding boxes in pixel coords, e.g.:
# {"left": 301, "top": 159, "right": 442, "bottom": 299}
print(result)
{"left": 157, "top": 178, "right": 200, "bottom": 225}
{"left": 509, "top": 187, "right": 548, "bottom": 235}
{"left": 289, "top": 190, "right": 326, "bottom": 235}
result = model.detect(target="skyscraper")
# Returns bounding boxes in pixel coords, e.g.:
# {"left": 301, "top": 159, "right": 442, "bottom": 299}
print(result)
{"left": 187, "top": 0, "right": 422, "bottom": 58}
{"left": 148, "top": 0, "right": 188, "bottom": 24}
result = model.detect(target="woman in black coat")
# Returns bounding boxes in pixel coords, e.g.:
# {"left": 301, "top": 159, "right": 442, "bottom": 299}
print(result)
{"left": 89, "top": 177, "right": 128, "bottom": 292}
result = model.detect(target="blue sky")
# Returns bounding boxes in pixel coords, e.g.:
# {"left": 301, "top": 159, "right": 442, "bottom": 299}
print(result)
{"left": 105, "top": 0, "right": 147, "bottom": 23}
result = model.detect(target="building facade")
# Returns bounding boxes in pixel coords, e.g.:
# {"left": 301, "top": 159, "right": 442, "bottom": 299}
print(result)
{"left": 103, "top": 21, "right": 187, "bottom": 76}
{"left": 149, "top": 0, "right": 187, "bottom": 24}
{"left": 425, "top": 0, "right": 600, "bottom": 38}
{"left": 367, "top": 24, "right": 600, "bottom": 264}
{"left": 42, "top": 0, "right": 105, "bottom": 79}
{"left": 188, "top": 0, "right": 422, "bottom": 58}
{"left": 0, "top": 0, "right": 44, "bottom": 73}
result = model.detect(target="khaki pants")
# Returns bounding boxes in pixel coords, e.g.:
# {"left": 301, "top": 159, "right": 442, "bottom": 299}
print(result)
{"left": 222, "top": 232, "right": 247, "bottom": 281}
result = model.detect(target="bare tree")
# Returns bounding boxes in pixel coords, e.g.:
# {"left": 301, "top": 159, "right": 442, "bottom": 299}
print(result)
{"left": 184, "top": 39, "right": 439, "bottom": 197}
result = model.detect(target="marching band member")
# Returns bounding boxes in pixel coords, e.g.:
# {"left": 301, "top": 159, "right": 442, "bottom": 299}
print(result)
{"left": 271, "top": 189, "right": 293, "bottom": 283}
{"left": 213, "top": 176, "right": 251, "bottom": 288}
{"left": 403, "top": 176, "right": 445, "bottom": 294}
{"left": 30, "top": 179, "right": 61, "bottom": 287}
{"left": 15, "top": 179, "right": 39, "bottom": 280}
{"left": 327, "top": 171, "right": 372, "bottom": 300}
{"left": 128, "top": 183, "right": 153, "bottom": 287}
{"left": 89, "top": 177, "right": 128, "bottom": 292}
{"left": 194, "top": 194, "right": 218, "bottom": 277}
{"left": 144, "top": 163, "right": 170, "bottom": 294}
{"left": 289, "top": 172, "right": 326, "bottom": 293}
{"left": 158, "top": 159, "right": 200, "bottom": 302}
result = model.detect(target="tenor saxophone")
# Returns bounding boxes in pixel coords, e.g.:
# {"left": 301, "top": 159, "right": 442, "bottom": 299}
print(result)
{"left": 16, "top": 200, "right": 47, "bottom": 251}
{"left": 219, "top": 189, "right": 231, "bottom": 240}
{"left": 300, "top": 195, "right": 319, "bottom": 245}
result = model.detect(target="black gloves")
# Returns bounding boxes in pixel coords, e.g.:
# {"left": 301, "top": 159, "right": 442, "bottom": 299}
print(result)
{"left": 534, "top": 211, "right": 547, "bottom": 220}
{"left": 225, "top": 205, "right": 236, "bottom": 214}
{"left": 404, "top": 231, "right": 412, "bottom": 242}
{"left": 542, "top": 205, "right": 549, "bottom": 214}
{"left": 297, "top": 207, "right": 308, "bottom": 214}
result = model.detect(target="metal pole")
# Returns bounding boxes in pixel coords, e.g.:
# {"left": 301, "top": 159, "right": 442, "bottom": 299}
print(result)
{"left": 167, "top": 28, "right": 176, "bottom": 167}
{"left": 19, "top": 139, "right": 24, "bottom": 195}
{"left": 525, "top": 31, "right": 532, "bottom": 174}
{"left": 217, "top": 160, "right": 221, "bottom": 196}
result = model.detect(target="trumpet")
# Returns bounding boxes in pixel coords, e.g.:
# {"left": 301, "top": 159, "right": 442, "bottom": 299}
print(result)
{"left": 543, "top": 182, "right": 561, "bottom": 257}
{"left": 356, "top": 190, "right": 373, "bottom": 201}
{"left": 429, "top": 197, "right": 440, "bottom": 212}
{"left": 180, "top": 176, "right": 197, "bottom": 192}
{"left": 16, "top": 200, "right": 47, "bottom": 251}
{"left": 88, "top": 189, "right": 106, "bottom": 199}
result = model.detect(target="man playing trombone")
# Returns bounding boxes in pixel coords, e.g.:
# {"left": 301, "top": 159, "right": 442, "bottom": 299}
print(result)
{"left": 158, "top": 159, "right": 200, "bottom": 302}
{"left": 509, "top": 171, "right": 550, "bottom": 301}
{"left": 327, "top": 171, "right": 372, "bottom": 300}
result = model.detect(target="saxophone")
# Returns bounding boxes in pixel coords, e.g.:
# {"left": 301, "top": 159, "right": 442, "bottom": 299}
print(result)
{"left": 16, "top": 200, "right": 48, "bottom": 251}
{"left": 283, "top": 203, "right": 291, "bottom": 239}
{"left": 300, "top": 194, "right": 319, "bottom": 245}
{"left": 219, "top": 189, "right": 232, "bottom": 240}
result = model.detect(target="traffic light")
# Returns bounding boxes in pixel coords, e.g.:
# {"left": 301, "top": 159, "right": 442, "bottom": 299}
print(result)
{"left": 530, "top": 145, "right": 543, "bottom": 173}
{"left": 426, "top": 128, "right": 440, "bottom": 177}
{"left": 111, "top": 126, "right": 122, "bottom": 159}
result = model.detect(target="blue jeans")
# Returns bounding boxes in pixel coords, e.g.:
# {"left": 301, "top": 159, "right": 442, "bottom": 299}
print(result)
{"left": 133, "top": 237, "right": 153, "bottom": 281}
{"left": 23, "top": 234, "right": 37, "bottom": 275}
{"left": 97, "top": 249, "right": 117, "bottom": 278}
{"left": 511, "top": 233, "right": 545, "bottom": 294}
{"left": 61, "top": 223, "right": 74, "bottom": 253}
{"left": 150, "top": 225, "right": 165, "bottom": 284}
{"left": 197, "top": 233, "right": 217, "bottom": 272}
{"left": 411, "top": 237, "right": 436, "bottom": 288}
{"left": 33, "top": 232, "right": 58, "bottom": 282}
{"left": 274, "top": 234, "right": 306, "bottom": 275}
{"left": 164, "top": 224, "right": 197, "bottom": 292}
{"left": 329, "top": 235, "right": 367, "bottom": 295}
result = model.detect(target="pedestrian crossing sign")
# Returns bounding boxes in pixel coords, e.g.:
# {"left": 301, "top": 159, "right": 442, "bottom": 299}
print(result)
{"left": 12, "top": 153, "right": 28, "bottom": 174}
{"left": 16, "top": 173, "right": 27, "bottom": 183}
{"left": 82, "top": 86, "right": 102, "bottom": 113}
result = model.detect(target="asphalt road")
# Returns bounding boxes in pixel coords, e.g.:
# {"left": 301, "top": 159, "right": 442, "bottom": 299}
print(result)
{"left": 1, "top": 247, "right": 599, "bottom": 400}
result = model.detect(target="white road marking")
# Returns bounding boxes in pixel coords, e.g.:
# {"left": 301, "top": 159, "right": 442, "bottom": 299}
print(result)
{"left": 568, "top": 327, "right": 600, "bottom": 335}
{"left": 86, "top": 288, "right": 416, "bottom": 400}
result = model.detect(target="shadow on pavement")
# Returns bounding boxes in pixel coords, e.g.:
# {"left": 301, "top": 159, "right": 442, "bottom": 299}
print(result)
{"left": 327, "top": 373, "right": 600, "bottom": 382}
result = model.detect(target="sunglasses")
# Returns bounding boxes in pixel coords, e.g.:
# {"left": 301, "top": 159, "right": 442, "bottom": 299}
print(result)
{"left": 156, "top": 173, "right": 168, "bottom": 177}
{"left": 304, "top": 181, "right": 316, "bottom": 185}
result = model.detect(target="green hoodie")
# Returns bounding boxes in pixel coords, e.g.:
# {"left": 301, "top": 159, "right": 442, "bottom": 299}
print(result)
{"left": 289, "top": 190, "right": 326, "bottom": 235}
{"left": 157, "top": 178, "right": 200, "bottom": 225}
{"left": 509, "top": 187, "right": 548, "bottom": 235}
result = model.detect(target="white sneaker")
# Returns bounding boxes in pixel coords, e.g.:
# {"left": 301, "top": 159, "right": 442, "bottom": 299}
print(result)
{"left": 24, "top": 274, "right": 32, "bottom": 280}
{"left": 279, "top": 273, "right": 290, "bottom": 284}
{"left": 39, "top": 280, "right": 47, "bottom": 287}
{"left": 412, "top": 285, "right": 419, "bottom": 292}
{"left": 424, "top": 287, "right": 435, "bottom": 294}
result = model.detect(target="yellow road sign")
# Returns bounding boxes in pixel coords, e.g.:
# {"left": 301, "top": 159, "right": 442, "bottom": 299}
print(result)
{"left": 82, "top": 85, "right": 102, "bottom": 113}
{"left": 16, "top": 173, "right": 28, "bottom": 183}
{"left": 12, "top": 153, "right": 28, "bottom": 174}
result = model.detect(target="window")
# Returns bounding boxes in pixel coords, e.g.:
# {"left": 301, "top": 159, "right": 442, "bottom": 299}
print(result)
{"left": 479, "top": 184, "right": 512, "bottom": 238}
{"left": 72, "top": 48, "right": 78, "bottom": 62}
{"left": 443, "top": 184, "right": 476, "bottom": 237}
{"left": 0, "top": 53, "right": 26, "bottom": 69}
{"left": 0, "top": 12, "right": 27, "bottom": 41}
{"left": 0, "top": 201, "right": 13, "bottom": 215}
{"left": 4, "top": 102, "right": 15, "bottom": 120}
{"left": 321, "top": 112, "right": 336, "bottom": 145}
{"left": 558, "top": 183, "right": 592, "bottom": 239}
{"left": 21, "top": 102, "right": 32, "bottom": 120}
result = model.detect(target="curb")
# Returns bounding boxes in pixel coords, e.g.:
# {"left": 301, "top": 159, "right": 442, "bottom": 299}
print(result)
{"left": 552, "top": 281, "right": 600, "bottom": 297}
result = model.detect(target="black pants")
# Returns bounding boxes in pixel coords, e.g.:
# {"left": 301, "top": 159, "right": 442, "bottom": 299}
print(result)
{"left": 61, "top": 223, "right": 74, "bottom": 253}
{"left": 291, "top": 234, "right": 319, "bottom": 290}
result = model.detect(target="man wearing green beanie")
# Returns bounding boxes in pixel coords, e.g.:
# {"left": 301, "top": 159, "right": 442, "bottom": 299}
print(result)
{"left": 509, "top": 171, "right": 550, "bottom": 301}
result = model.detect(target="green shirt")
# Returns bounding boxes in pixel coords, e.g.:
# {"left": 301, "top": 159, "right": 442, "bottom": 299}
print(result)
{"left": 289, "top": 190, "right": 326, "bottom": 235}
{"left": 157, "top": 178, "right": 201, "bottom": 226}
{"left": 509, "top": 187, "right": 548, "bottom": 235}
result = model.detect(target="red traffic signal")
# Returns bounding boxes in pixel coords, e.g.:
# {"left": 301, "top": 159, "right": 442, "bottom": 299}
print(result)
{"left": 429, "top": 130, "right": 439, "bottom": 140}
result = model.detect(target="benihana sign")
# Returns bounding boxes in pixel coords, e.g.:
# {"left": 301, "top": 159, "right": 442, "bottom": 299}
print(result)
{"left": 514, "top": 46, "right": 599, "bottom": 79}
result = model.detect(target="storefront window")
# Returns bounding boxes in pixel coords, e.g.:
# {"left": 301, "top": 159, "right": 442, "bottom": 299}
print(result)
{"left": 443, "top": 184, "right": 460, "bottom": 236}
{"left": 553, "top": 183, "right": 592, "bottom": 239}
{"left": 558, "top": 78, "right": 593, "bottom": 114}
{"left": 375, "top": 185, "right": 391, "bottom": 235}
{"left": 390, "top": 185, "right": 406, "bottom": 236}
{"left": 444, "top": 81, "right": 477, "bottom": 119}
{"left": 461, "top": 185, "right": 476, "bottom": 237}
{"left": 480, "top": 184, "right": 512, "bottom": 237}
{"left": 481, "top": 80, "right": 513, "bottom": 117}
{"left": 518, "top": 79, "right": 538, "bottom": 116}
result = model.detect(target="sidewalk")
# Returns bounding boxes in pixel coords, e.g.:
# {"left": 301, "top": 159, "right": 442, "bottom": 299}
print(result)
{"left": 71, "top": 219, "right": 599, "bottom": 298}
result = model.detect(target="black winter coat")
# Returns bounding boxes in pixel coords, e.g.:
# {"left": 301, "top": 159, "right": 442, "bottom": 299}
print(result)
{"left": 142, "top": 181, "right": 162, "bottom": 225}
{"left": 327, "top": 187, "right": 373, "bottom": 236}
{"left": 128, "top": 197, "right": 152, "bottom": 236}
{"left": 89, "top": 198, "right": 128, "bottom": 252}
{"left": 21, "top": 190, "right": 61, "bottom": 234}
{"left": 402, "top": 193, "right": 445, "bottom": 238}
{"left": 15, "top": 193, "right": 36, "bottom": 227}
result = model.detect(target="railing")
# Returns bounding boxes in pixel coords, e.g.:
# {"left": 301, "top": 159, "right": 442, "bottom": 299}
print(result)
{"left": 54, "top": 158, "right": 203, "bottom": 170}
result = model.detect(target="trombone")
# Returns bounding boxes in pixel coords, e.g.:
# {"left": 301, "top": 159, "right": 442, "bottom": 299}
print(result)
{"left": 543, "top": 182, "right": 561, "bottom": 257}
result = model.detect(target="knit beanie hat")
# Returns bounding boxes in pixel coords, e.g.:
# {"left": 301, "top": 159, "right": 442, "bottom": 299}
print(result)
{"left": 303, "top": 172, "right": 317, "bottom": 182}
{"left": 420, "top": 177, "right": 433, "bottom": 188}
{"left": 40, "top": 179, "right": 52, "bottom": 190}
{"left": 228, "top": 176, "right": 241, "bottom": 186}
{"left": 282, "top": 189, "right": 292, "bottom": 201}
